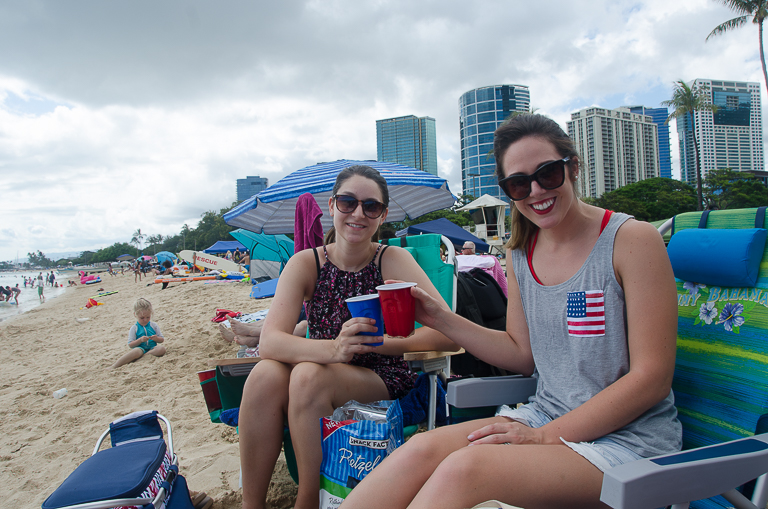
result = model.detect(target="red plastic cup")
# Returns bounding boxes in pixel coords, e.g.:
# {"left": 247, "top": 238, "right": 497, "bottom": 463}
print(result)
{"left": 197, "top": 369, "right": 222, "bottom": 412}
{"left": 376, "top": 282, "right": 417, "bottom": 338}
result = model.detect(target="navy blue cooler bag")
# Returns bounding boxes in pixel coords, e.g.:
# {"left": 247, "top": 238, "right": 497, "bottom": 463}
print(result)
{"left": 42, "top": 410, "right": 195, "bottom": 509}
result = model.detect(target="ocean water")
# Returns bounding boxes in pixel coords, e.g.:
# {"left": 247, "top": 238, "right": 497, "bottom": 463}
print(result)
{"left": 0, "top": 271, "right": 73, "bottom": 322}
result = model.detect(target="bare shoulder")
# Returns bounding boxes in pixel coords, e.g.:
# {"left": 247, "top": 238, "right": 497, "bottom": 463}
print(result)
{"left": 613, "top": 218, "right": 673, "bottom": 286}
{"left": 614, "top": 218, "right": 666, "bottom": 254}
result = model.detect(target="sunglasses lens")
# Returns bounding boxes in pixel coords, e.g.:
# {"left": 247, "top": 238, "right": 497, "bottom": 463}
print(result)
{"left": 537, "top": 161, "right": 565, "bottom": 189}
{"left": 362, "top": 200, "right": 384, "bottom": 218}
{"left": 335, "top": 195, "right": 357, "bottom": 213}
{"left": 502, "top": 177, "right": 531, "bottom": 201}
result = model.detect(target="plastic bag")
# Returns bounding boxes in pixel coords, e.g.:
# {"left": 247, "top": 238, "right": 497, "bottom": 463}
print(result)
{"left": 319, "top": 399, "right": 403, "bottom": 508}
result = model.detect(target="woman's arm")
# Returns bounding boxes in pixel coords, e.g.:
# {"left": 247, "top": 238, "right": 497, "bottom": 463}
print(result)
{"left": 404, "top": 248, "right": 535, "bottom": 375}
{"left": 258, "top": 249, "right": 377, "bottom": 364}
{"left": 471, "top": 220, "right": 678, "bottom": 446}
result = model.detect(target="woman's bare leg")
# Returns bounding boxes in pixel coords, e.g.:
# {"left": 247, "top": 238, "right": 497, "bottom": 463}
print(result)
{"left": 341, "top": 417, "right": 500, "bottom": 509}
{"left": 341, "top": 417, "right": 605, "bottom": 509}
{"left": 239, "top": 360, "right": 292, "bottom": 509}
{"left": 287, "top": 362, "right": 390, "bottom": 509}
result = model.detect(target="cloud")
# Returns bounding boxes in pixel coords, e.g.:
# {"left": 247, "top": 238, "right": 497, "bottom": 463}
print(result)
{"left": 0, "top": 0, "right": 764, "bottom": 261}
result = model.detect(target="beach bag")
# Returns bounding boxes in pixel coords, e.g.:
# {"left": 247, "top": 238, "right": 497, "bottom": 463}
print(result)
{"left": 319, "top": 399, "right": 404, "bottom": 509}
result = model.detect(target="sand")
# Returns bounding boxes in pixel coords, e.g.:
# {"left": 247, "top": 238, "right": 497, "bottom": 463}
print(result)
{"left": 0, "top": 271, "right": 298, "bottom": 509}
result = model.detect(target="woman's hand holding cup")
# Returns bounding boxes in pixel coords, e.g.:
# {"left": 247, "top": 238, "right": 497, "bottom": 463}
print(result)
{"left": 333, "top": 317, "right": 379, "bottom": 362}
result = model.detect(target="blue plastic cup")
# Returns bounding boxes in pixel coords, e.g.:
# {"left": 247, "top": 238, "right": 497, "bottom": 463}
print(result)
{"left": 346, "top": 294, "right": 384, "bottom": 346}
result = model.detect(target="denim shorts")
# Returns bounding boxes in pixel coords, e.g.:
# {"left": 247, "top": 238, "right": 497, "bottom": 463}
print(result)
{"left": 496, "top": 403, "right": 642, "bottom": 472}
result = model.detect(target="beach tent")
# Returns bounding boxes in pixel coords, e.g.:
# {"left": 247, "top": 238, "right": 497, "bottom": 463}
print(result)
{"left": 202, "top": 241, "right": 246, "bottom": 255}
{"left": 229, "top": 229, "right": 294, "bottom": 280}
{"left": 223, "top": 159, "right": 456, "bottom": 234}
{"left": 395, "top": 217, "right": 490, "bottom": 253}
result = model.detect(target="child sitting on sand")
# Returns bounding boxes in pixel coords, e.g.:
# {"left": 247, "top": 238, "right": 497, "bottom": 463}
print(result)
{"left": 112, "top": 298, "right": 166, "bottom": 368}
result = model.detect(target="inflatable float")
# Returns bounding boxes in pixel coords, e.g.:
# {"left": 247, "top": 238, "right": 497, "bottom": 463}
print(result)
{"left": 154, "top": 276, "right": 216, "bottom": 284}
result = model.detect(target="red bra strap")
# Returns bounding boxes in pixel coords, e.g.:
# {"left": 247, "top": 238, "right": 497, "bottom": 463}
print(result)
{"left": 527, "top": 210, "right": 613, "bottom": 285}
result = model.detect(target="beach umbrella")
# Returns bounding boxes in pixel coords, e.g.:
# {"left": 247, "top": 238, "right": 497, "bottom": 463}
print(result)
{"left": 155, "top": 251, "right": 177, "bottom": 266}
{"left": 116, "top": 254, "right": 135, "bottom": 261}
{"left": 223, "top": 159, "right": 456, "bottom": 234}
{"left": 229, "top": 229, "right": 294, "bottom": 275}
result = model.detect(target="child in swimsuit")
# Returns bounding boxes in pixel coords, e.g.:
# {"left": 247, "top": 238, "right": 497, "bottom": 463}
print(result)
{"left": 112, "top": 298, "right": 167, "bottom": 368}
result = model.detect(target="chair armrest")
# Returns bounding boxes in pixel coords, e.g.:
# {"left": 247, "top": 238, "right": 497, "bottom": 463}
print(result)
{"left": 446, "top": 375, "right": 536, "bottom": 408}
{"left": 600, "top": 434, "right": 768, "bottom": 509}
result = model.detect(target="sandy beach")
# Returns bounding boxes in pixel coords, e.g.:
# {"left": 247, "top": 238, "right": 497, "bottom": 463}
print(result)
{"left": 0, "top": 272, "right": 298, "bottom": 508}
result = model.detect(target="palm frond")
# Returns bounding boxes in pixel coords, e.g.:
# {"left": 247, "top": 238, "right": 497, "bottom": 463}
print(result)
{"left": 707, "top": 15, "right": 749, "bottom": 39}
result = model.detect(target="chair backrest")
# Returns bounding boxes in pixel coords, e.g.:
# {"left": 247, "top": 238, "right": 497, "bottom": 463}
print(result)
{"left": 667, "top": 208, "right": 768, "bottom": 451}
{"left": 381, "top": 233, "right": 457, "bottom": 312}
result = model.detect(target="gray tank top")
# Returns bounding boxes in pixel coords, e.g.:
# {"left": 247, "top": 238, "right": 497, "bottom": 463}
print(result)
{"left": 511, "top": 212, "right": 681, "bottom": 457}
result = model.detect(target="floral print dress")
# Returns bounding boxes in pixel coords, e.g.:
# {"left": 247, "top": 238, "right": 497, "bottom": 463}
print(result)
{"left": 305, "top": 245, "right": 416, "bottom": 399}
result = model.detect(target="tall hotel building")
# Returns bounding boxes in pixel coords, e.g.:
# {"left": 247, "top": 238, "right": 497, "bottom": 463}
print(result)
{"left": 376, "top": 115, "right": 438, "bottom": 176}
{"left": 236, "top": 175, "right": 268, "bottom": 202}
{"left": 677, "top": 79, "right": 763, "bottom": 185}
{"left": 459, "top": 85, "right": 530, "bottom": 200}
{"left": 567, "top": 107, "right": 660, "bottom": 199}
{"left": 627, "top": 106, "right": 673, "bottom": 179}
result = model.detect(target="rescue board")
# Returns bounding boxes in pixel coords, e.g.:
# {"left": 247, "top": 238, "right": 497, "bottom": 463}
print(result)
{"left": 178, "top": 250, "right": 242, "bottom": 273}
{"left": 154, "top": 276, "right": 217, "bottom": 283}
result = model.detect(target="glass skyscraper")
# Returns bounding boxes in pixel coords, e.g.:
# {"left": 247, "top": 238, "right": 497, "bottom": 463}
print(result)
{"left": 459, "top": 85, "right": 530, "bottom": 201}
{"left": 628, "top": 106, "right": 672, "bottom": 179}
{"left": 677, "top": 79, "right": 763, "bottom": 185}
{"left": 236, "top": 176, "right": 268, "bottom": 202}
{"left": 376, "top": 115, "right": 438, "bottom": 176}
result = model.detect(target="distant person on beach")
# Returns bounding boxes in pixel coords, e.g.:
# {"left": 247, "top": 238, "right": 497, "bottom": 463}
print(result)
{"left": 37, "top": 277, "right": 45, "bottom": 302}
{"left": 49, "top": 272, "right": 55, "bottom": 287}
{"left": 112, "top": 298, "right": 166, "bottom": 368}
{"left": 225, "top": 250, "right": 232, "bottom": 261}
{"left": 152, "top": 261, "right": 173, "bottom": 276}
{"left": 8, "top": 285, "right": 20, "bottom": 304}
{"left": 218, "top": 309, "right": 308, "bottom": 347}
{"left": 134, "top": 260, "right": 142, "bottom": 283}
{"left": 233, "top": 248, "right": 242, "bottom": 263}
{"left": 0, "top": 286, "right": 10, "bottom": 302}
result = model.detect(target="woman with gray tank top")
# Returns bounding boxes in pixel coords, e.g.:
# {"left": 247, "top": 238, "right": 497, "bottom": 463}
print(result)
{"left": 341, "top": 114, "right": 682, "bottom": 509}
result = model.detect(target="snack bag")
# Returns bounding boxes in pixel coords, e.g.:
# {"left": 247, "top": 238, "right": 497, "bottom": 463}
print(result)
{"left": 319, "top": 399, "right": 404, "bottom": 508}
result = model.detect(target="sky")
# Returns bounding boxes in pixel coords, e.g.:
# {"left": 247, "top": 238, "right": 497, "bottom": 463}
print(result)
{"left": 0, "top": 0, "right": 764, "bottom": 263}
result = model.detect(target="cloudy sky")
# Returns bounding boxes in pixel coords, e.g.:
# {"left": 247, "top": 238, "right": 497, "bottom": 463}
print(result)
{"left": 0, "top": 0, "right": 763, "bottom": 262}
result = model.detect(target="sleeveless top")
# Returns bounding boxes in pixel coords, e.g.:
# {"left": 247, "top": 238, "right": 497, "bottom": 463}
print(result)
{"left": 510, "top": 212, "right": 681, "bottom": 458}
{"left": 305, "top": 244, "right": 416, "bottom": 399}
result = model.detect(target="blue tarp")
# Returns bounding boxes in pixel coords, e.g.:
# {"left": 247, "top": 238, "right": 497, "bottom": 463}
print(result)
{"left": 396, "top": 217, "right": 490, "bottom": 253}
{"left": 203, "top": 241, "right": 246, "bottom": 254}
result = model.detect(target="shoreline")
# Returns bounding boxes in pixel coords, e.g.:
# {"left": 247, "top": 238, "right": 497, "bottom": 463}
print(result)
{"left": 0, "top": 272, "right": 297, "bottom": 508}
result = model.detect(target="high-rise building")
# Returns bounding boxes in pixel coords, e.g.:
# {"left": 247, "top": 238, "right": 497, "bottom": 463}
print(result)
{"left": 677, "top": 79, "right": 763, "bottom": 185}
{"left": 376, "top": 115, "right": 438, "bottom": 176}
{"left": 567, "top": 107, "right": 659, "bottom": 199}
{"left": 627, "top": 106, "right": 672, "bottom": 179}
{"left": 459, "top": 85, "right": 530, "bottom": 201}
{"left": 236, "top": 176, "right": 268, "bottom": 202}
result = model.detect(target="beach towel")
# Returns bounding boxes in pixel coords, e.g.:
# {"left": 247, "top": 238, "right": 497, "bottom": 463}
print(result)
{"left": 294, "top": 192, "right": 324, "bottom": 253}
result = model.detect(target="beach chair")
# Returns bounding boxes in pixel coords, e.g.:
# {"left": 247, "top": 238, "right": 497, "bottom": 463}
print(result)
{"left": 447, "top": 207, "right": 768, "bottom": 509}
{"left": 42, "top": 410, "right": 197, "bottom": 509}
{"left": 380, "top": 233, "right": 463, "bottom": 430}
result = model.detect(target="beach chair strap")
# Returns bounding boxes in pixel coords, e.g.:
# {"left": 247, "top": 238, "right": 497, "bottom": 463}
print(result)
{"left": 698, "top": 210, "right": 710, "bottom": 229}
{"left": 756, "top": 207, "right": 767, "bottom": 229}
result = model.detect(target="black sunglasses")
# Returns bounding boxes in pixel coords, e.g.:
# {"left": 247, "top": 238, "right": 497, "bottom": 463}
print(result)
{"left": 333, "top": 194, "right": 386, "bottom": 219}
{"left": 498, "top": 157, "right": 570, "bottom": 201}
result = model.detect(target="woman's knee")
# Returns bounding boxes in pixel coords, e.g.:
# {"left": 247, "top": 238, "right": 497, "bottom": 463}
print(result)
{"left": 243, "top": 360, "right": 290, "bottom": 402}
{"left": 287, "top": 362, "right": 328, "bottom": 403}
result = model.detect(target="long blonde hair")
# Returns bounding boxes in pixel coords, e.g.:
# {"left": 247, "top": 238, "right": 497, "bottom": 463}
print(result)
{"left": 493, "top": 114, "right": 580, "bottom": 251}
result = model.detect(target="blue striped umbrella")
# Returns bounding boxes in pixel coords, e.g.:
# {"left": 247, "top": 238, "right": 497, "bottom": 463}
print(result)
{"left": 224, "top": 159, "right": 456, "bottom": 234}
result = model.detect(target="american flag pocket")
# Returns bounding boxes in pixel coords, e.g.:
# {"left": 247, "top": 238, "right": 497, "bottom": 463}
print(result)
{"left": 566, "top": 290, "right": 606, "bottom": 337}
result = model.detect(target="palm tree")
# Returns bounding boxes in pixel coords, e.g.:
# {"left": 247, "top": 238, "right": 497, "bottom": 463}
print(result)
{"left": 707, "top": 1, "right": 768, "bottom": 96}
{"left": 130, "top": 228, "right": 145, "bottom": 255}
{"left": 661, "top": 80, "right": 718, "bottom": 211}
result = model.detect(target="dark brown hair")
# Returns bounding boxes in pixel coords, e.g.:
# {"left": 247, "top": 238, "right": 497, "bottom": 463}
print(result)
{"left": 493, "top": 114, "right": 580, "bottom": 250}
{"left": 324, "top": 165, "right": 389, "bottom": 244}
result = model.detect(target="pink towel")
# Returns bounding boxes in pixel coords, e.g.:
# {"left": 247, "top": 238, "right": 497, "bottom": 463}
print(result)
{"left": 294, "top": 193, "right": 324, "bottom": 254}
